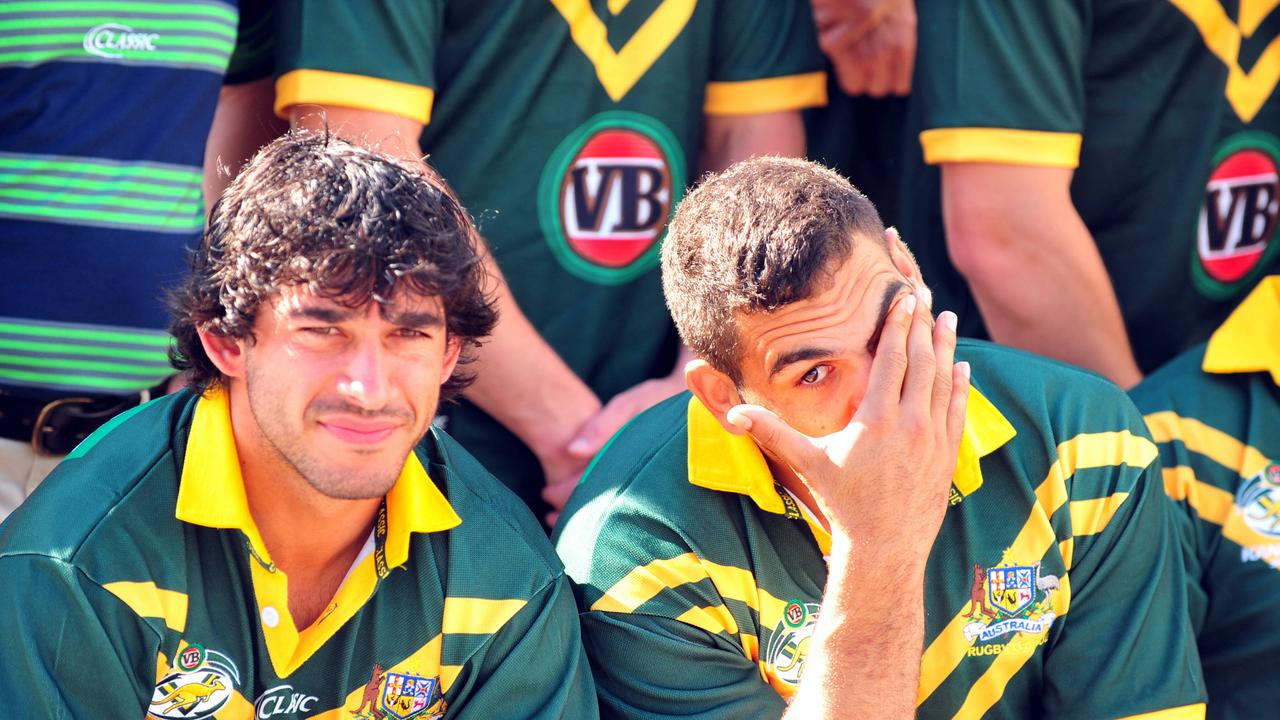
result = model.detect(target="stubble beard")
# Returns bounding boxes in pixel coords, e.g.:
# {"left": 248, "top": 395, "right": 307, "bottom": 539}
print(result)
{"left": 245, "top": 363, "right": 407, "bottom": 501}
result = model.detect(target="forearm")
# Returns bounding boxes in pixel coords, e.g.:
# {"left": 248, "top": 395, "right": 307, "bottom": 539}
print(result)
{"left": 204, "top": 78, "right": 287, "bottom": 211}
{"left": 942, "top": 164, "right": 1142, "bottom": 388}
{"left": 699, "top": 111, "right": 806, "bottom": 175}
{"left": 784, "top": 537, "right": 926, "bottom": 719}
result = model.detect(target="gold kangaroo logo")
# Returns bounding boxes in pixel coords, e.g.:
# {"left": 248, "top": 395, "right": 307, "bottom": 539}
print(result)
{"left": 152, "top": 677, "right": 225, "bottom": 714}
{"left": 775, "top": 635, "right": 811, "bottom": 674}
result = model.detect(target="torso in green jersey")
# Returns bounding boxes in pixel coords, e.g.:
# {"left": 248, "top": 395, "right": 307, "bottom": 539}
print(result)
{"left": 557, "top": 340, "right": 1205, "bottom": 719}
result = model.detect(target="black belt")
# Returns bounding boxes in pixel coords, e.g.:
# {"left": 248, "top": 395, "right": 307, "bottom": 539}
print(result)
{"left": 0, "top": 388, "right": 156, "bottom": 456}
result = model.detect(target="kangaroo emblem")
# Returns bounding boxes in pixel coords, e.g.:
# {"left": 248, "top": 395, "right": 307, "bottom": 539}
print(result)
{"left": 965, "top": 563, "right": 995, "bottom": 619}
{"left": 352, "top": 663, "right": 386, "bottom": 718}
{"left": 152, "top": 678, "right": 225, "bottom": 714}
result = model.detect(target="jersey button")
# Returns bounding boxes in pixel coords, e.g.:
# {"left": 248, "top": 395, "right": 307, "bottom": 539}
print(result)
{"left": 261, "top": 606, "right": 280, "bottom": 628}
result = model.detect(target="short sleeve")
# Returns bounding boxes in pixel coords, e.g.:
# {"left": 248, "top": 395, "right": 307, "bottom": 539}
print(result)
{"left": 1039, "top": 418, "right": 1206, "bottom": 719}
{"left": 704, "top": 0, "right": 827, "bottom": 116}
{"left": 273, "top": 0, "right": 441, "bottom": 123}
{"left": 915, "top": 0, "right": 1088, "bottom": 167}
{"left": 444, "top": 575, "right": 599, "bottom": 719}
{"left": 0, "top": 555, "right": 157, "bottom": 717}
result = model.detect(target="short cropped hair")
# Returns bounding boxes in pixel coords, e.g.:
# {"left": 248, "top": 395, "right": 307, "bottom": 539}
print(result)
{"left": 660, "top": 156, "right": 885, "bottom": 383}
{"left": 170, "top": 130, "right": 497, "bottom": 401}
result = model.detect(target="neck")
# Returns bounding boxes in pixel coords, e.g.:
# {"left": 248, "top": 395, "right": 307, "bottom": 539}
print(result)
{"left": 228, "top": 388, "right": 381, "bottom": 593}
{"left": 765, "top": 456, "right": 831, "bottom": 533}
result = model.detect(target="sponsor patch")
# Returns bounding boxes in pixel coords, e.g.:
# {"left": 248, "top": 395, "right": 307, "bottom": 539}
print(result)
{"left": 538, "top": 111, "right": 685, "bottom": 284}
{"left": 148, "top": 645, "right": 240, "bottom": 719}
{"left": 1235, "top": 463, "right": 1280, "bottom": 539}
{"left": 1194, "top": 131, "right": 1280, "bottom": 299}
{"left": 764, "top": 601, "right": 820, "bottom": 686}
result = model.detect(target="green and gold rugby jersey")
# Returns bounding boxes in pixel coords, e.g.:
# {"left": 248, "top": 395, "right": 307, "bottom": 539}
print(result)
{"left": 556, "top": 340, "right": 1205, "bottom": 719}
{"left": 1131, "top": 276, "right": 1280, "bottom": 720}
{"left": 0, "top": 389, "right": 596, "bottom": 719}
{"left": 272, "top": 0, "right": 826, "bottom": 516}
{"left": 900, "top": 0, "right": 1280, "bottom": 373}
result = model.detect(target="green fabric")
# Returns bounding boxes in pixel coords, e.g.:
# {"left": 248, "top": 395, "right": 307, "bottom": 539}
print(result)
{"left": 556, "top": 340, "right": 1204, "bottom": 719}
{"left": 223, "top": 0, "right": 273, "bottom": 84}
{"left": 275, "top": 0, "right": 824, "bottom": 516}
{"left": 900, "top": 0, "right": 1279, "bottom": 373}
{"left": 1131, "top": 346, "right": 1280, "bottom": 720}
{"left": 0, "top": 390, "right": 598, "bottom": 718}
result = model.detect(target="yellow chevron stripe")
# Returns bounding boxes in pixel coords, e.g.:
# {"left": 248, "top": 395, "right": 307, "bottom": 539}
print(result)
{"left": 1117, "top": 702, "right": 1207, "bottom": 720}
{"left": 1146, "top": 412, "right": 1271, "bottom": 480}
{"left": 1163, "top": 465, "right": 1235, "bottom": 525}
{"left": 104, "top": 581, "right": 188, "bottom": 633}
{"left": 1058, "top": 537, "right": 1075, "bottom": 571}
{"left": 592, "top": 553, "right": 707, "bottom": 613}
{"left": 675, "top": 604, "right": 740, "bottom": 636}
{"left": 442, "top": 598, "right": 527, "bottom": 635}
{"left": 1069, "top": 493, "right": 1131, "bottom": 537}
{"left": 918, "top": 431, "right": 1155, "bottom": 707}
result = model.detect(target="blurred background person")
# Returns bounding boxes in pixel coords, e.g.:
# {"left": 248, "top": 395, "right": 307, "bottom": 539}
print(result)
{"left": 899, "top": 0, "right": 1280, "bottom": 389}
{"left": 0, "top": 0, "right": 271, "bottom": 519}
{"left": 260, "top": 0, "right": 829, "bottom": 526}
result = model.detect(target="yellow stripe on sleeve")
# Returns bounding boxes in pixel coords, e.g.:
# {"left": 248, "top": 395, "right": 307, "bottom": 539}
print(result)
{"left": 920, "top": 128, "right": 1082, "bottom": 168}
{"left": 275, "top": 69, "right": 435, "bottom": 125}
{"left": 1144, "top": 411, "right": 1271, "bottom": 478}
{"left": 442, "top": 597, "right": 527, "bottom": 635}
{"left": 103, "top": 581, "right": 188, "bottom": 633}
{"left": 675, "top": 604, "right": 739, "bottom": 636}
{"left": 1069, "top": 493, "right": 1131, "bottom": 537}
{"left": 591, "top": 553, "right": 708, "bottom": 613}
{"left": 1163, "top": 465, "right": 1235, "bottom": 525}
{"left": 704, "top": 72, "right": 829, "bottom": 116}
{"left": 1117, "top": 703, "right": 1207, "bottom": 720}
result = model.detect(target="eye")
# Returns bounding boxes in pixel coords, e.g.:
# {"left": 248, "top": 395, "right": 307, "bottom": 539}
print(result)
{"left": 301, "top": 326, "right": 339, "bottom": 336}
{"left": 393, "top": 328, "right": 430, "bottom": 339}
{"left": 800, "top": 365, "right": 831, "bottom": 386}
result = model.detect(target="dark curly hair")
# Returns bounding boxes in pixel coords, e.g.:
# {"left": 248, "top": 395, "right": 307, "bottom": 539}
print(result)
{"left": 170, "top": 129, "right": 497, "bottom": 402}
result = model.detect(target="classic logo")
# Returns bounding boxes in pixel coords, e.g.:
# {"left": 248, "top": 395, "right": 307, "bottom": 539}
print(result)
{"left": 538, "top": 111, "right": 686, "bottom": 284}
{"left": 83, "top": 23, "right": 160, "bottom": 59}
{"left": 764, "top": 601, "right": 820, "bottom": 686}
{"left": 253, "top": 684, "right": 318, "bottom": 719}
{"left": 350, "top": 664, "right": 446, "bottom": 720}
{"left": 962, "top": 561, "right": 1058, "bottom": 652}
{"left": 1235, "top": 463, "right": 1280, "bottom": 538}
{"left": 1195, "top": 132, "right": 1280, "bottom": 299}
{"left": 148, "top": 646, "right": 241, "bottom": 720}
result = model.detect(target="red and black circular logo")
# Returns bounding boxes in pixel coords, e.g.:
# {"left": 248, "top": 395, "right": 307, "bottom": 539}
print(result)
{"left": 539, "top": 112, "right": 686, "bottom": 285}
{"left": 1195, "top": 132, "right": 1280, "bottom": 298}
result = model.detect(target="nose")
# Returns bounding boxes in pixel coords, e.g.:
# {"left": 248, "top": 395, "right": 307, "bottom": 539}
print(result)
{"left": 337, "top": 336, "right": 393, "bottom": 409}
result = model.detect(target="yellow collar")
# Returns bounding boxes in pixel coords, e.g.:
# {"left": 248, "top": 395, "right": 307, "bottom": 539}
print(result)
{"left": 1203, "top": 275, "right": 1280, "bottom": 386}
{"left": 687, "top": 386, "right": 1016, "bottom": 518}
{"left": 175, "top": 388, "right": 460, "bottom": 569}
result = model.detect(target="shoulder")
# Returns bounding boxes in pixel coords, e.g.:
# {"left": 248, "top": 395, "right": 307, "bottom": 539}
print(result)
{"left": 1130, "top": 342, "right": 1230, "bottom": 416}
{"left": 0, "top": 392, "right": 194, "bottom": 577}
{"left": 422, "top": 428, "right": 567, "bottom": 591}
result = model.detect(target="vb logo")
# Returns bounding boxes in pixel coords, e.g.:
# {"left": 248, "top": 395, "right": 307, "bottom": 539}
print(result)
{"left": 1195, "top": 131, "right": 1280, "bottom": 299}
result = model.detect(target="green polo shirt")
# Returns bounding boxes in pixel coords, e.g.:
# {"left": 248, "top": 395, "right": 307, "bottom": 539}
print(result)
{"left": 271, "top": 0, "right": 827, "bottom": 516}
{"left": 1131, "top": 276, "right": 1280, "bottom": 720}
{"left": 0, "top": 388, "right": 596, "bottom": 719}
{"left": 901, "top": 0, "right": 1279, "bottom": 373}
{"left": 556, "top": 340, "right": 1204, "bottom": 719}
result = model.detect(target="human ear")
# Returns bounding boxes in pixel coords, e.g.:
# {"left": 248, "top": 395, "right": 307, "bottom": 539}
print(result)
{"left": 685, "top": 359, "right": 748, "bottom": 435}
{"left": 197, "top": 326, "right": 247, "bottom": 379}
{"left": 440, "top": 336, "right": 463, "bottom": 383}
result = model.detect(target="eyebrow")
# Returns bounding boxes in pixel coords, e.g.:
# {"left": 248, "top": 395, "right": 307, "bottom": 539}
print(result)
{"left": 286, "top": 305, "right": 444, "bottom": 329}
{"left": 768, "top": 346, "right": 837, "bottom": 379}
{"left": 864, "top": 280, "right": 909, "bottom": 355}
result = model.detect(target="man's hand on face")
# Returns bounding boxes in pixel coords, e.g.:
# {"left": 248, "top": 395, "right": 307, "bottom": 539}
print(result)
{"left": 812, "top": 0, "right": 916, "bottom": 97}
{"left": 543, "top": 371, "right": 690, "bottom": 527}
{"left": 726, "top": 289, "right": 968, "bottom": 563}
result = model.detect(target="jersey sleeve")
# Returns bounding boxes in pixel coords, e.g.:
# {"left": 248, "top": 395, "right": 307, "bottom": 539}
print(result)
{"left": 915, "top": 0, "right": 1087, "bottom": 167}
{"left": 1038, "top": 404, "right": 1206, "bottom": 719}
{"left": 446, "top": 574, "right": 599, "bottom": 720}
{"left": 0, "top": 555, "right": 157, "bottom": 716}
{"left": 704, "top": 0, "right": 827, "bottom": 116}
{"left": 272, "top": 0, "right": 441, "bottom": 123}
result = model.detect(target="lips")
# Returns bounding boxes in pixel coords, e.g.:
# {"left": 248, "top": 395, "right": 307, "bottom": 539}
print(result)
{"left": 317, "top": 417, "right": 402, "bottom": 445}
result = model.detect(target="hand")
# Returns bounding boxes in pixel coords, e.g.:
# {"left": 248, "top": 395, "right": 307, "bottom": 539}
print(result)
{"left": 812, "top": 0, "right": 916, "bottom": 97}
{"left": 538, "top": 446, "right": 592, "bottom": 529}
{"left": 726, "top": 290, "right": 968, "bottom": 561}
{"left": 542, "top": 371, "right": 691, "bottom": 526}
